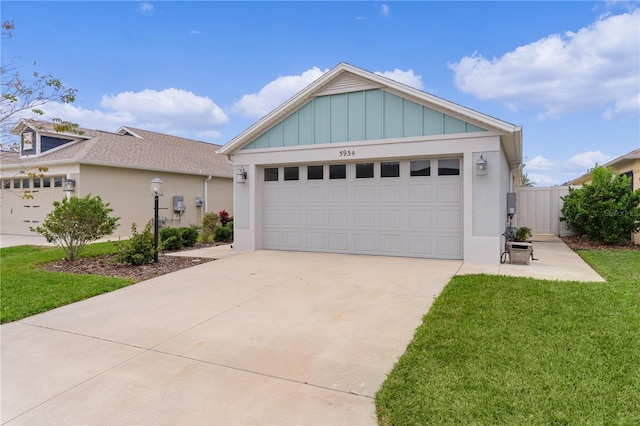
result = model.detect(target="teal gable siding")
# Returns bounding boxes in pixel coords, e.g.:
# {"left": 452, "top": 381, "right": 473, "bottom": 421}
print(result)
{"left": 241, "top": 89, "right": 487, "bottom": 150}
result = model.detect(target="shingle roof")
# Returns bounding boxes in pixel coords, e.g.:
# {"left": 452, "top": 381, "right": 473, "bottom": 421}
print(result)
{"left": 5, "top": 120, "right": 232, "bottom": 178}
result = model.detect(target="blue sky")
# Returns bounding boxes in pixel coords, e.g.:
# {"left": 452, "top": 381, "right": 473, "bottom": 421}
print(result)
{"left": 2, "top": 1, "right": 638, "bottom": 185}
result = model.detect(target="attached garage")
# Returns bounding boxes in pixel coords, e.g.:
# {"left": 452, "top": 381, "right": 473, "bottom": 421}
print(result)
{"left": 220, "top": 63, "right": 523, "bottom": 264}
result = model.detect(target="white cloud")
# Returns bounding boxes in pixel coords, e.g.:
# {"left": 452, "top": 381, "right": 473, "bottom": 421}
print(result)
{"left": 450, "top": 9, "right": 640, "bottom": 119}
{"left": 375, "top": 69, "right": 424, "bottom": 90}
{"left": 526, "top": 155, "right": 554, "bottom": 171}
{"left": 380, "top": 4, "right": 390, "bottom": 16}
{"left": 40, "top": 88, "right": 227, "bottom": 140}
{"left": 190, "top": 29, "right": 201, "bottom": 36}
{"left": 526, "top": 173, "right": 557, "bottom": 187}
{"left": 138, "top": 2, "right": 153, "bottom": 13}
{"left": 232, "top": 67, "right": 327, "bottom": 119}
{"left": 567, "top": 150, "right": 611, "bottom": 169}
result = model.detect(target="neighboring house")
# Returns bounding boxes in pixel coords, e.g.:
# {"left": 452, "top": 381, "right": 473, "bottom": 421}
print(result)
{"left": 566, "top": 147, "right": 640, "bottom": 244}
{"left": 219, "top": 63, "right": 523, "bottom": 264}
{"left": 1, "top": 119, "right": 233, "bottom": 238}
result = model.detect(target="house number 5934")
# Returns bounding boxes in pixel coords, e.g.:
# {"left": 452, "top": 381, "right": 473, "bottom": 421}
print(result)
{"left": 339, "top": 150, "right": 355, "bottom": 157}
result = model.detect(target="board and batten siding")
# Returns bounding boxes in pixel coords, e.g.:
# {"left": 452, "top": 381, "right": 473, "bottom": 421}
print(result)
{"left": 242, "top": 89, "right": 487, "bottom": 150}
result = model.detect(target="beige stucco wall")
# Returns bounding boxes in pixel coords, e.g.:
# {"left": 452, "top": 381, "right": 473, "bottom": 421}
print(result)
{"left": 77, "top": 165, "right": 233, "bottom": 239}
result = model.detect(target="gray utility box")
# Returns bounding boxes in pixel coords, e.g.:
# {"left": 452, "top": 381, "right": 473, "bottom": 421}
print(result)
{"left": 506, "top": 242, "right": 533, "bottom": 265}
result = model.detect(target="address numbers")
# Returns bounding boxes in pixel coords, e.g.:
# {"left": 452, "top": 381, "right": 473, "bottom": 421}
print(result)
{"left": 339, "top": 150, "right": 355, "bottom": 157}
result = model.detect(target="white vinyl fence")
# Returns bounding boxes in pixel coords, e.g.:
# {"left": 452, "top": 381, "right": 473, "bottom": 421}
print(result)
{"left": 515, "top": 186, "right": 575, "bottom": 236}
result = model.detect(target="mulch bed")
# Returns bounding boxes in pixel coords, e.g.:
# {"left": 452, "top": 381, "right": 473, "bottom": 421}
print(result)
{"left": 37, "top": 242, "right": 224, "bottom": 282}
{"left": 560, "top": 235, "right": 640, "bottom": 251}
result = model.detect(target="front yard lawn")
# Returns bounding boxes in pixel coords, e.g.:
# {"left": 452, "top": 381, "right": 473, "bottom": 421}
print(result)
{"left": 376, "top": 250, "right": 640, "bottom": 425}
{"left": 0, "top": 243, "right": 133, "bottom": 324}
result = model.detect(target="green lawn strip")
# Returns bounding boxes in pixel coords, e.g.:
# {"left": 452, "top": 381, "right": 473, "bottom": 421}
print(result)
{"left": 376, "top": 251, "right": 640, "bottom": 426}
{"left": 1, "top": 242, "right": 133, "bottom": 324}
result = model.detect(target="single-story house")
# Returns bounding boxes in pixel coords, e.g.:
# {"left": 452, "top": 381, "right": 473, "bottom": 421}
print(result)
{"left": 219, "top": 63, "right": 523, "bottom": 264}
{"left": 566, "top": 147, "right": 640, "bottom": 244}
{"left": 1, "top": 119, "right": 233, "bottom": 238}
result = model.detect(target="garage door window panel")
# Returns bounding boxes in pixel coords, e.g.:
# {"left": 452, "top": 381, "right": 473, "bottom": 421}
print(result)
{"left": 265, "top": 168, "right": 279, "bottom": 181}
{"left": 356, "top": 163, "right": 374, "bottom": 178}
{"left": 284, "top": 167, "right": 299, "bottom": 181}
{"left": 307, "top": 165, "right": 324, "bottom": 180}
{"left": 410, "top": 160, "right": 431, "bottom": 177}
{"left": 438, "top": 159, "right": 460, "bottom": 176}
{"left": 329, "top": 164, "right": 346, "bottom": 179}
{"left": 381, "top": 162, "right": 400, "bottom": 178}
{"left": 54, "top": 177, "right": 63, "bottom": 188}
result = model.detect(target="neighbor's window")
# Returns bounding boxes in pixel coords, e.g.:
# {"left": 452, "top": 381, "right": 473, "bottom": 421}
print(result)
{"left": 329, "top": 164, "right": 346, "bottom": 179}
{"left": 381, "top": 161, "right": 400, "bottom": 178}
{"left": 307, "top": 165, "right": 323, "bottom": 180}
{"left": 284, "top": 166, "right": 299, "bottom": 181}
{"left": 410, "top": 160, "right": 431, "bottom": 177}
{"left": 438, "top": 159, "right": 460, "bottom": 176}
{"left": 356, "top": 163, "right": 374, "bottom": 179}
{"left": 264, "top": 168, "right": 279, "bottom": 182}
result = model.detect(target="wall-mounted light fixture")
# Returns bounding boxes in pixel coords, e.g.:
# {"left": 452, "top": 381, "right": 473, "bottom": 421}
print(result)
{"left": 62, "top": 178, "right": 75, "bottom": 191}
{"left": 476, "top": 154, "right": 488, "bottom": 175}
{"left": 236, "top": 167, "right": 247, "bottom": 184}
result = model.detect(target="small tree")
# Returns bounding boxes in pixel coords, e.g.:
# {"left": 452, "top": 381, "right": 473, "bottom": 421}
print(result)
{"left": 561, "top": 166, "right": 640, "bottom": 244}
{"left": 31, "top": 194, "right": 120, "bottom": 262}
{"left": 116, "top": 221, "right": 156, "bottom": 266}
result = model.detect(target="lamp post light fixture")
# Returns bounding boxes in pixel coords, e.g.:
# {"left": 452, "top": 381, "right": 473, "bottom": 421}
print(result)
{"left": 150, "top": 178, "right": 163, "bottom": 262}
{"left": 476, "top": 154, "right": 488, "bottom": 175}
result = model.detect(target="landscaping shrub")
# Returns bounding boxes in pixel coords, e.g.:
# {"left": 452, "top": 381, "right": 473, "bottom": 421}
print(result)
{"left": 160, "top": 227, "right": 183, "bottom": 251}
{"left": 219, "top": 209, "right": 232, "bottom": 227}
{"left": 201, "top": 212, "right": 220, "bottom": 242}
{"left": 31, "top": 194, "right": 120, "bottom": 262}
{"left": 213, "top": 225, "right": 233, "bottom": 242}
{"left": 116, "top": 221, "right": 156, "bottom": 265}
{"left": 561, "top": 166, "right": 640, "bottom": 244}
{"left": 181, "top": 226, "right": 199, "bottom": 247}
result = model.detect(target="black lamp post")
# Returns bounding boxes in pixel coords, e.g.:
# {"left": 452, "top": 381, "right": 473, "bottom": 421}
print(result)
{"left": 150, "top": 178, "right": 163, "bottom": 263}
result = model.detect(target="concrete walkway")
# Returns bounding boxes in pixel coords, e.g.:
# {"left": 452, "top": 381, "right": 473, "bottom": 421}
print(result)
{"left": 1, "top": 234, "right": 604, "bottom": 425}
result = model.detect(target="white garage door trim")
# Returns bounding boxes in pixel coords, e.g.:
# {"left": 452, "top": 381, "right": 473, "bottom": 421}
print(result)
{"left": 262, "top": 158, "right": 463, "bottom": 259}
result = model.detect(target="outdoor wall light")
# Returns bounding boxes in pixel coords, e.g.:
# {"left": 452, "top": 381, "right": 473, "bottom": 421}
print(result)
{"left": 236, "top": 167, "right": 247, "bottom": 184}
{"left": 476, "top": 154, "right": 488, "bottom": 175}
{"left": 62, "top": 178, "right": 75, "bottom": 191}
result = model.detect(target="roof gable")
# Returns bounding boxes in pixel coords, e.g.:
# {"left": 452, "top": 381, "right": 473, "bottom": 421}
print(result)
{"left": 220, "top": 63, "right": 521, "bottom": 160}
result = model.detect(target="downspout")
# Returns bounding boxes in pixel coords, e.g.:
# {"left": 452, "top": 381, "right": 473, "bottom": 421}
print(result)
{"left": 203, "top": 175, "right": 212, "bottom": 212}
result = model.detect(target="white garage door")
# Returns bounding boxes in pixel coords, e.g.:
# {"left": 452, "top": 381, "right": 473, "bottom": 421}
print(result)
{"left": 262, "top": 158, "right": 463, "bottom": 259}
{"left": 0, "top": 176, "right": 66, "bottom": 235}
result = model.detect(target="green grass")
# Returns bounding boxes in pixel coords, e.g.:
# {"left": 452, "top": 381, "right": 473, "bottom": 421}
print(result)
{"left": 1, "top": 242, "right": 134, "bottom": 324}
{"left": 376, "top": 250, "right": 640, "bottom": 425}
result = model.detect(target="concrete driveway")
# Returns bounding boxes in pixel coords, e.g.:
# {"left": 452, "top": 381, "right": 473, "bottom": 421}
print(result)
{"left": 1, "top": 250, "right": 462, "bottom": 425}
